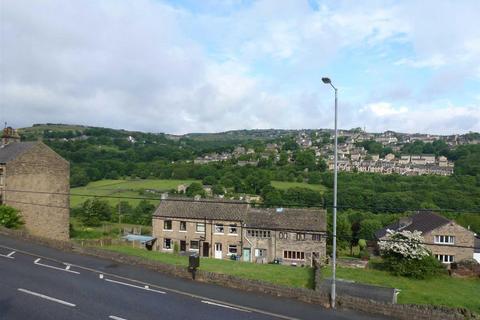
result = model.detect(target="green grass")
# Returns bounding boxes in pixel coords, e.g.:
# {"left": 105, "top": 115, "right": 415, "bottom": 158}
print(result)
{"left": 70, "top": 217, "right": 151, "bottom": 240}
{"left": 70, "top": 179, "right": 199, "bottom": 207}
{"left": 322, "top": 265, "right": 480, "bottom": 313}
{"left": 103, "top": 245, "right": 314, "bottom": 289}
{"left": 271, "top": 181, "right": 327, "bottom": 193}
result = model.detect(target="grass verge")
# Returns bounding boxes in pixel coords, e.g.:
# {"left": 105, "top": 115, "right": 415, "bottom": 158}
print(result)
{"left": 322, "top": 265, "right": 480, "bottom": 314}
{"left": 103, "top": 245, "right": 314, "bottom": 289}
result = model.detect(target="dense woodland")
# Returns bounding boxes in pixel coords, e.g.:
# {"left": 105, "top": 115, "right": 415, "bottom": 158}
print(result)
{"left": 20, "top": 125, "right": 480, "bottom": 238}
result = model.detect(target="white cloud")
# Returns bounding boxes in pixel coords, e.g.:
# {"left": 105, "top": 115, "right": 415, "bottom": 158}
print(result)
{"left": 362, "top": 102, "right": 408, "bottom": 117}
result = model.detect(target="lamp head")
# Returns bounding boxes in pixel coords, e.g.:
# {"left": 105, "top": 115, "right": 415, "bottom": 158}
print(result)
{"left": 322, "top": 77, "right": 331, "bottom": 84}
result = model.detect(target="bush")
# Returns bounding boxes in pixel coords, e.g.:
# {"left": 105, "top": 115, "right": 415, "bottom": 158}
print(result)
{"left": 0, "top": 205, "right": 23, "bottom": 229}
{"left": 382, "top": 254, "right": 445, "bottom": 279}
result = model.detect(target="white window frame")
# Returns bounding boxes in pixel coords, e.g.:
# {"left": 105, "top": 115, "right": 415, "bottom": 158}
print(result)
{"left": 434, "top": 235, "right": 455, "bottom": 245}
{"left": 228, "top": 245, "right": 238, "bottom": 256}
{"left": 189, "top": 240, "right": 199, "bottom": 251}
{"left": 228, "top": 224, "right": 237, "bottom": 235}
{"left": 163, "top": 238, "right": 172, "bottom": 250}
{"left": 163, "top": 220, "right": 172, "bottom": 231}
{"left": 254, "top": 248, "right": 267, "bottom": 257}
{"left": 214, "top": 224, "right": 224, "bottom": 234}
{"left": 179, "top": 221, "right": 187, "bottom": 232}
{"left": 196, "top": 223, "right": 205, "bottom": 233}
{"left": 435, "top": 254, "right": 454, "bottom": 264}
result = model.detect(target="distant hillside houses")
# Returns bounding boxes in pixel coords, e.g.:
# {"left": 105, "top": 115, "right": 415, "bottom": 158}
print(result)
{"left": 327, "top": 153, "right": 454, "bottom": 176}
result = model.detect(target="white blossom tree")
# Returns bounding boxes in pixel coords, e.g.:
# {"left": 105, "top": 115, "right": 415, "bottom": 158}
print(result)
{"left": 379, "top": 230, "right": 430, "bottom": 260}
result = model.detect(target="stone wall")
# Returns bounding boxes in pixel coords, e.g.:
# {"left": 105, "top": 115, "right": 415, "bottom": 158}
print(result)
{"left": 0, "top": 227, "right": 477, "bottom": 320}
{"left": 4, "top": 142, "right": 69, "bottom": 240}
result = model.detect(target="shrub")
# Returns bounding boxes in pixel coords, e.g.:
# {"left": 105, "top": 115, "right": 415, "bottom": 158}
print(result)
{"left": 379, "top": 230, "right": 445, "bottom": 279}
{"left": 0, "top": 205, "right": 23, "bottom": 229}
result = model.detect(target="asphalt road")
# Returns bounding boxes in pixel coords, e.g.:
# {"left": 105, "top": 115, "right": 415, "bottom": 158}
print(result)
{"left": 0, "top": 235, "right": 388, "bottom": 320}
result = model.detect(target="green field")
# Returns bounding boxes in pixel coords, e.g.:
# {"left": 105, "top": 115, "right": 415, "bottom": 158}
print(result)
{"left": 71, "top": 179, "right": 199, "bottom": 207}
{"left": 104, "top": 245, "right": 314, "bottom": 288}
{"left": 70, "top": 217, "right": 151, "bottom": 239}
{"left": 271, "top": 181, "right": 327, "bottom": 193}
{"left": 322, "top": 265, "right": 480, "bottom": 313}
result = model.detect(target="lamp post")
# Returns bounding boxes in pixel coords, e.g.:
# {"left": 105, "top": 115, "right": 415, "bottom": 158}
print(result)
{"left": 322, "top": 77, "right": 338, "bottom": 309}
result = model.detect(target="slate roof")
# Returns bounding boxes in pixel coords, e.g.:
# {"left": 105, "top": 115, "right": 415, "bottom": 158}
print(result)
{"left": 0, "top": 142, "right": 37, "bottom": 164}
{"left": 375, "top": 211, "right": 451, "bottom": 239}
{"left": 247, "top": 207, "right": 326, "bottom": 232}
{"left": 153, "top": 199, "right": 326, "bottom": 232}
{"left": 154, "top": 198, "right": 249, "bottom": 222}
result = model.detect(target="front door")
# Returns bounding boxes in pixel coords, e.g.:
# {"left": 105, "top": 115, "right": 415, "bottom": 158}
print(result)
{"left": 214, "top": 243, "right": 222, "bottom": 259}
{"left": 180, "top": 240, "right": 186, "bottom": 252}
{"left": 202, "top": 242, "right": 209, "bottom": 257}
{"left": 243, "top": 248, "right": 251, "bottom": 262}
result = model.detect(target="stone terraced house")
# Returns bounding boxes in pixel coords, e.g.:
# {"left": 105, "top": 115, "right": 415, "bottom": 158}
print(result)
{"left": 0, "top": 127, "right": 70, "bottom": 240}
{"left": 152, "top": 198, "right": 327, "bottom": 266}
{"left": 375, "top": 211, "right": 476, "bottom": 264}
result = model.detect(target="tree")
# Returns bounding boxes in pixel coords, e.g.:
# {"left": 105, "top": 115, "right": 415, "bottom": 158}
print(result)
{"left": 0, "top": 205, "right": 23, "bottom": 229}
{"left": 358, "top": 219, "right": 382, "bottom": 240}
{"left": 80, "top": 198, "right": 112, "bottom": 227}
{"left": 379, "top": 230, "right": 444, "bottom": 279}
{"left": 186, "top": 182, "right": 206, "bottom": 198}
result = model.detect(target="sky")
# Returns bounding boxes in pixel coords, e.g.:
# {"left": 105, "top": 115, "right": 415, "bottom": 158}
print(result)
{"left": 1, "top": 0, "right": 479, "bottom": 135}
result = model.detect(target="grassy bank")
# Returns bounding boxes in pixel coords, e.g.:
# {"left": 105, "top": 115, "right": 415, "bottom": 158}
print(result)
{"left": 70, "top": 179, "right": 199, "bottom": 207}
{"left": 271, "top": 181, "right": 326, "bottom": 193}
{"left": 322, "top": 265, "right": 480, "bottom": 313}
{"left": 103, "top": 245, "right": 314, "bottom": 289}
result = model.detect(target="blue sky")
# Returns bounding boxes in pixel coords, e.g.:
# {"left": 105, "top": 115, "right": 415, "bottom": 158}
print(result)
{"left": 1, "top": 0, "right": 479, "bottom": 134}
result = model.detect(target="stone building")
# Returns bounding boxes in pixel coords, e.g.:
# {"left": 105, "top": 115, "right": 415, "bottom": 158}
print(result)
{"left": 375, "top": 211, "right": 475, "bottom": 264}
{"left": 0, "top": 127, "right": 70, "bottom": 240}
{"left": 152, "top": 198, "right": 326, "bottom": 266}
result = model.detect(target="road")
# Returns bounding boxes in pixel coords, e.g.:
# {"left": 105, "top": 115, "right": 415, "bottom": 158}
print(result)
{"left": 0, "top": 235, "right": 387, "bottom": 320}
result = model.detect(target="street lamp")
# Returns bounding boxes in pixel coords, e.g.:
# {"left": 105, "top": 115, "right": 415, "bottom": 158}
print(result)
{"left": 322, "top": 76, "right": 338, "bottom": 309}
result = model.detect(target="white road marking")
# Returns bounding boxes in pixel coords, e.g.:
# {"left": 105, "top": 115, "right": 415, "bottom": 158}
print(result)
{"left": 104, "top": 278, "right": 166, "bottom": 294}
{"left": 109, "top": 316, "right": 128, "bottom": 320}
{"left": 0, "top": 251, "right": 15, "bottom": 259}
{"left": 17, "top": 288, "right": 76, "bottom": 307}
{"left": 34, "top": 258, "right": 80, "bottom": 274}
{"left": 0, "top": 244, "right": 300, "bottom": 320}
{"left": 201, "top": 300, "right": 251, "bottom": 313}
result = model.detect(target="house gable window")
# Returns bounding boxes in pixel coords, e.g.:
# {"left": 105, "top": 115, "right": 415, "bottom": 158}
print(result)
{"left": 196, "top": 223, "right": 205, "bottom": 233}
{"left": 214, "top": 224, "right": 224, "bottom": 234}
{"left": 163, "top": 220, "right": 172, "bottom": 230}
{"left": 434, "top": 235, "right": 454, "bottom": 245}
{"left": 435, "top": 254, "right": 454, "bottom": 263}
{"left": 179, "top": 221, "right": 187, "bottom": 231}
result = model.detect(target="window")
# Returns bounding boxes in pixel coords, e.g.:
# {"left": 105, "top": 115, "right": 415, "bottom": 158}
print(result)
{"left": 228, "top": 224, "right": 237, "bottom": 234}
{"left": 279, "top": 232, "right": 289, "bottom": 240}
{"left": 179, "top": 221, "right": 187, "bottom": 231}
{"left": 214, "top": 224, "right": 224, "bottom": 234}
{"left": 254, "top": 248, "right": 267, "bottom": 257}
{"left": 190, "top": 240, "right": 199, "bottom": 250}
{"left": 312, "top": 234, "right": 322, "bottom": 241}
{"left": 247, "top": 229, "right": 271, "bottom": 238}
{"left": 196, "top": 223, "right": 205, "bottom": 233}
{"left": 283, "top": 250, "right": 305, "bottom": 260}
{"left": 296, "top": 233, "right": 306, "bottom": 241}
{"left": 163, "top": 238, "right": 172, "bottom": 250}
{"left": 228, "top": 245, "right": 238, "bottom": 255}
{"left": 163, "top": 220, "right": 172, "bottom": 230}
{"left": 435, "top": 254, "right": 454, "bottom": 263}
{"left": 434, "top": 235, "right": 455, "bottom": 245}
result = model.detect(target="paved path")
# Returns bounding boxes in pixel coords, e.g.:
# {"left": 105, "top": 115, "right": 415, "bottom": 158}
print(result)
{"left": 0, "top": 235, "right": 388, "bottom": 320}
